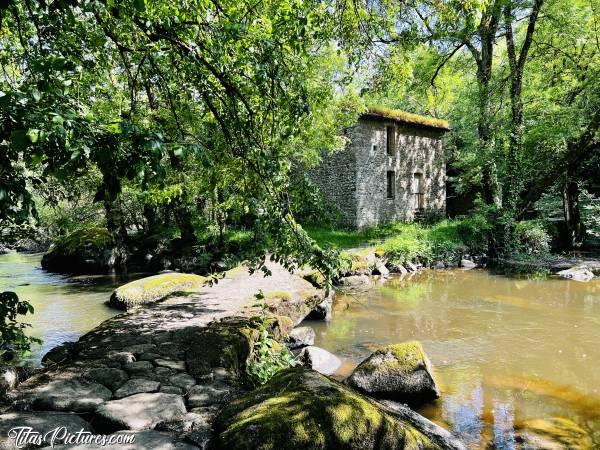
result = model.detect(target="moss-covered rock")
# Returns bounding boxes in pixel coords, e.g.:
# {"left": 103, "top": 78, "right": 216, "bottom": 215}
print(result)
{"left": 346, "top": 341, "right": 439, "bottom": 405}
{"left": 109, "top": 272, "right": 207, "bottom": 310}
{"left": 41, "top": 227, "right": 114, "bottom": 274}
{"left": 212, "top": 368, "right": 456, "bottom": 450}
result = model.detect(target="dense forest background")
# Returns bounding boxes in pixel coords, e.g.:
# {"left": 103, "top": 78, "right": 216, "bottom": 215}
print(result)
{"left": 1, "top": 0, "right": 599, "bottom": 282}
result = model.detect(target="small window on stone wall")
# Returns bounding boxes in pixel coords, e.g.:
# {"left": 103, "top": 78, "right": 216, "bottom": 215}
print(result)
{"left": 386, "top": 171, "right": 395, "bottom": 199}
{"left": 386, "top": 126, "right": 395, "bottom": 156}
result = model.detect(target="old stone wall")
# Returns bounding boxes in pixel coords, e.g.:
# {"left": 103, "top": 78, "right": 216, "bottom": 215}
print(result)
{"left": 310, "top": 116, "right": 446, "bottom": 228}
{"left": 355, "top": 118, "right": 446, "bottom": 228}
{"left": 308, "top": 137, "right": 358, "bottom": 226}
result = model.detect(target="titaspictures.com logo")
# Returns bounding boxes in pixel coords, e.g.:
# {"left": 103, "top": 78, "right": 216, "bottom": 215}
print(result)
{"left": 6, "top": 427, "right": 136, "bottom": 448}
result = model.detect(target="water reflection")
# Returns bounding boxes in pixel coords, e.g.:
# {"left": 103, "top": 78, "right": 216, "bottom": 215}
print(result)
{"left": 0, "top": 252, "right": 145, "bottom": 364}
{"left": 306, "top": 269, "right": 600, "bottom": 448}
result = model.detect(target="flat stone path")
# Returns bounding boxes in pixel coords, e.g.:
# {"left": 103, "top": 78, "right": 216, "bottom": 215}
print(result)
{"left": 0, "top": 262, "right": 324, "bottom": 449}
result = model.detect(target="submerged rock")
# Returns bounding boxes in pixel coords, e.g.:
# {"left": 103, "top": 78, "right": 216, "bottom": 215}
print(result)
{"left": 557, "top": 266, "right": 594, "bottom": 282}
{"left": 212, "top": 368, "right": 463, "bottom": 450}
{"left": 514, "top": 417, "right": 592, "bottom": 449}
{"left": 346, "top": 341, "right": 439, "bottom": 404}
{"left": 298, "top": 346, "right": 341, "bottom": 375}
{"left": 109, "top": 273, "right": 207, "bottom": 310}
{"left": 286, "top": 326, "right": 315, "bottom": 349}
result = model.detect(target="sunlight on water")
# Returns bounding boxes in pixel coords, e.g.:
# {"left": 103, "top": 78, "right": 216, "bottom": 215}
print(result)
{"left": 306, "top": 270, "right": 600, "bottom": 448}
{"left": 0, "top": 253, "right": 141, "bottom": 364}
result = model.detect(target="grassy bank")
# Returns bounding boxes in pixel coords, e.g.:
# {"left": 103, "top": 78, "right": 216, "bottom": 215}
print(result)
{"left": 305, "top": 217, "right": 490, "bottom": 266}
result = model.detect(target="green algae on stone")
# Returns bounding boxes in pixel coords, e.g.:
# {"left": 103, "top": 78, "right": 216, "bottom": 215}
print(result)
{"left": 346, "top": 341, "right": 440, "bottom": 404}
{"left": 515, "top": 417, "right": 592, "bottom": 450}
{"left": 212, "top": 368, "right": 444, "bottom": 450}
{"left": 109, "top": 273, "right": 207, "bottom": 310}
{"left": 41, "top": 227, "right": 115, "bottom": 274}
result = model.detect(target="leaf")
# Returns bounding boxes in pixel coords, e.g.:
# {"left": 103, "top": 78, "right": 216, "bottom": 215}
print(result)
{"left": 10, "top": 130, "right": 29, "bottom": 151}
{"left": 26, "top": 129, "right": 40, "bottom": 143}
{"left": 134, "top": 0, "right": 145, "bottom": 12}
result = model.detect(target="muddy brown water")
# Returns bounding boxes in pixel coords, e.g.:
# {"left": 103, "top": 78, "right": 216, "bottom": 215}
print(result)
{"left": 305, "top": 269, "right": 600, "bottom": 448}
{"left": 0, "top": 252, "right": 145, "bottom": 364}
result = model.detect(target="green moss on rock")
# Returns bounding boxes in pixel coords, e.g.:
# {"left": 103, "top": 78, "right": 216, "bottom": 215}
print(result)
{"left": 41, "top": 227, "right": 115, "bottom": 274}
{"left": 346, "top": 341, "right": 439, "bottom": 404}
{"left": 213, "top": 368, "right": 442, "bottom": 450}
{"left": 109, "top": 273, "right": 207, "bottom": 310}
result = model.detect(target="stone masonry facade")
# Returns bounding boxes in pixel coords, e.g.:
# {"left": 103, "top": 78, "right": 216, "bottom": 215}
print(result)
{"left": 310, "top": 112, "right": 447, "bottom": 228}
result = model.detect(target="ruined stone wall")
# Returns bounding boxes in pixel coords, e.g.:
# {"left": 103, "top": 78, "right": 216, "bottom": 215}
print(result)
{"left": 309, "top": 117, "right": 446, "bottom": 228}
{"left": 308, "top": 135, "right": 358, "bottom": 226}
{"left": 353, "top": 118, "right": 446, "bottom": 228}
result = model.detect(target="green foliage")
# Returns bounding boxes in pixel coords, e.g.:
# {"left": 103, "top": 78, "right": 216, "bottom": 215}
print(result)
{"left": 307, "top": 217, "right": 491, "bottom": 266}
{"left": 0, "top": 292, "right": 42, "bottom": 363}
{"left": 246, "top": 327, "right": 297, "bottom": 387}
{"left": 513, "top": 221, "right": 551, "bottom": 256}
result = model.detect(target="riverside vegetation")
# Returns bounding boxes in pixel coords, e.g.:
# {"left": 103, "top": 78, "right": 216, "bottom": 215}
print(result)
{"left": 1, "top": 0, "right": 600, "bottom": 448}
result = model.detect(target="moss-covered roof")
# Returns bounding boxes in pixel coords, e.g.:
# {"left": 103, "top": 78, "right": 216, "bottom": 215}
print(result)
{"left": 364, "top": 106, "right": 450, "bottom": 131}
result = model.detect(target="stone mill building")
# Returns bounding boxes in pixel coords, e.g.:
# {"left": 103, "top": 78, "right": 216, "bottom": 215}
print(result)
{"left": 310, "top": 107, "right": 449, "bottom": 228}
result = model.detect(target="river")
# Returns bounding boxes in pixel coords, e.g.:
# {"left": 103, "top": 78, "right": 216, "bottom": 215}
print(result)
{"left": 2, "top": 252, "right": 599, "bottom": 447}
{"left": 0, "top": 252, "right": 134, "bottom": 364}
{"left": 306, "top": 269, "right": 600, "bottom": 448}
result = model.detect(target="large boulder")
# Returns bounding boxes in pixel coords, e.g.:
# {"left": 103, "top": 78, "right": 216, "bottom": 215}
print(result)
{"left": 212, "top": 368, "right": 464, "bottom": 450}
{"left": 41, "top": 227, "right": 115, "bottom": 274}
{"left": 346, "top": 341, "right": 439, "bottom": 404}
{"left": 93, "top": 393, "right": 186, "bottom": 432}
{"left": 557, "top": 266, "right": 594, "bottom": 282}
{"left": 109, "top": 273, "right": 207, "bottom": 310}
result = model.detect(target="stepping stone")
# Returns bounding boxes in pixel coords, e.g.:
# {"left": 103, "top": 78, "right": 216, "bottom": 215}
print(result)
{"left": 107, "top": 351, "right": 136, "bottom": 365}
{"left": 122, "top": 343, "right": 157, "bottom": 355}
{"left": 160, "top": 385, "right": 183, "bottom": 394}
{"left": 94, "top": 393, "right": 186, "bottom": 432}
{"left": 30, "top": 379, "right": 112, "bottom": 412}
{"left": 86, "top": 367, "right": 129, "bottom": 391}
{"left": 66, "top": 430, "right": 199, "bottom": 449}
{"left": 0, "top": 411, "right": 91, "bottom": 449}
{"left": 169, "top": 373, "right": 196, "bottom": 391}
{"left": 124, "top": 361, "right": 154, "bottom": 375}
{"left": 138, "top": 352, "right": 161, "bottom": 361}
{"left": 155, "top": 359, "right": 186, "bottom": 371}
{"left": 187, "top": 383, "right": 229, "bottom": 407}
{"left": 114, "top": 378, "right": 160, "bottom": 399}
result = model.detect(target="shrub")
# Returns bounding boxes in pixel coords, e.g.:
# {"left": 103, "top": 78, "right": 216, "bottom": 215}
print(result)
{"left": 0, "top": 292, "right": 42, "bottom": 363}
{"left": 514, "top": 221, "right": 550, "bottom": 255}
{"left": 246, "top": 327, "right": 297, "bottom": 387}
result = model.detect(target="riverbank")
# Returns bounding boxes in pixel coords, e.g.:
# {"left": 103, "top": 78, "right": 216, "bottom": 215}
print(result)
{"left": 0, "top": 262, "right": 464, "bottom": 449}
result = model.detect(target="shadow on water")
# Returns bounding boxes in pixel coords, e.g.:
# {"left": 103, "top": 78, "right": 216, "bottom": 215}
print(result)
{"left": 0, "top": 252, "right": 149, "bottom": 365}
{"left": 305, "top": 269, "right": 600, "bottom": 448}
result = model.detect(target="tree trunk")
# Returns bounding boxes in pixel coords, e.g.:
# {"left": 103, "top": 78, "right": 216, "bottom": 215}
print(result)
{"left": 562, "top": 179, "right": 583, "bottom": 249}
{"left": 101, "top": 171, "right": 128, "bottom": 272}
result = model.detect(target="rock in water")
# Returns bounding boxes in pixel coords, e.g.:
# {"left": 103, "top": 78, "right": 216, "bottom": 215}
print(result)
{"left": 514, "top": 417, "right": 592, "bottom": 449}
{"left": 212, "top": 368, "right": 465, "bottom": 450}
{"left": 460, "top": 259, "right": 477, "bottom": 269}
{"left": 298, "top": 346, "right": 341, "bottom": 375}
{"left": 557, "top": 266, "right": 594, "bottom": 282}
{"left": 94, "top": 393, "right": 186, "bottom": 432}
{"left": 286, "top": 326, "right": 315, "bottom": 349}
{"left": 346, "top": 341, "right": 439, "bottom": 404}
{"left": 109, "top": 273, "right": 207, "bottom": 310}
